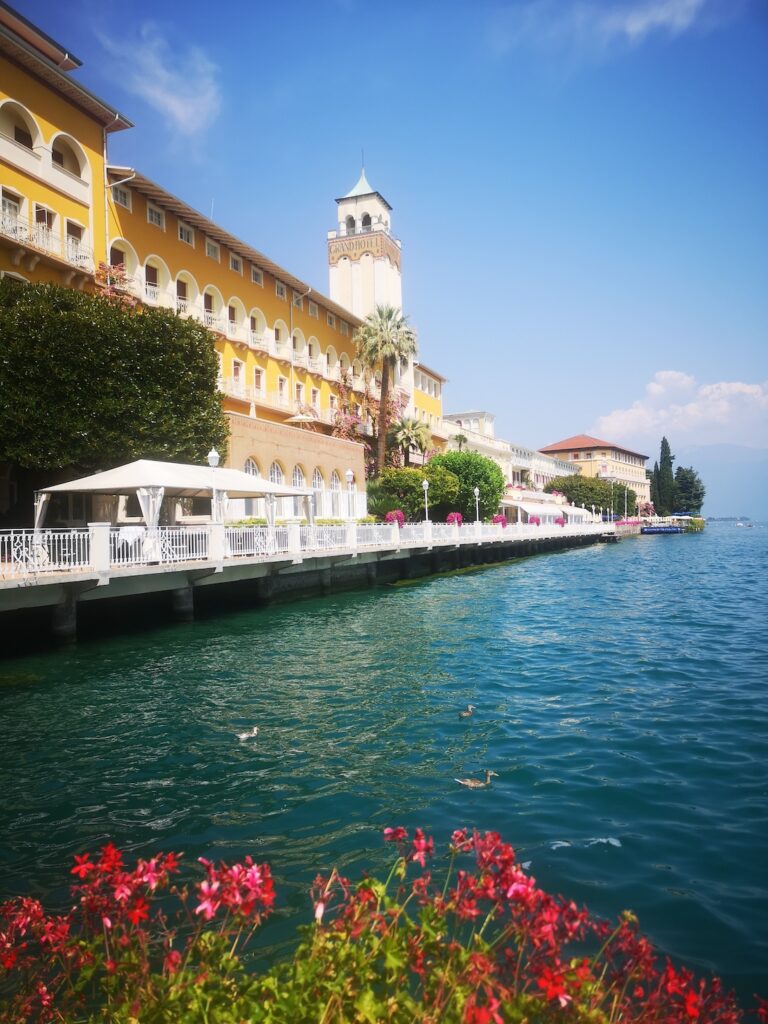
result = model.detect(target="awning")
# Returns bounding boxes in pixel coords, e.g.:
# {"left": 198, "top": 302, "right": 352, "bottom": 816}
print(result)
{"left": 501, "top": 500, "right": 560, "bottom": 517}
{"left": 36, "top": 459, "right": 312, "bottom": 500}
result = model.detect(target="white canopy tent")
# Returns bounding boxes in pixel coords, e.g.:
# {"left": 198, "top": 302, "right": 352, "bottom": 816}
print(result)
{"left": 500, "top": 499, "right": 591, "bottom": 524}
{"left": 34, "top": 459, "right": 314, "bottom": 529}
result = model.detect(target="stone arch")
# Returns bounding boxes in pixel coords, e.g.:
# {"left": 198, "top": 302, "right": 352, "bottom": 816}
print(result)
{"left": 345, "top": 214, "right": 355, "bottom": 234}
{"left": 202, "top": 284, "right": 225, "bottom": 325}
{"left": 108, "top": 236, "right": 139, "bottom": 279}
{"left": 143, "top": 253, "right": 171, "bottom": 305}
{"left": 292, "top": 327, "right": 306, "bottom": 355}
{"left": 175, "top": 269, "right": 199, "bottom": 313}
{"left": 249, "top": 306, "right": 267, "bottom": 334}
{"left": 49, "top": 132, "right": 89, "bottom": 181}
{"left": 0, "top": 99, "right": 41, "bottom": 150}
{"left": 226, "top": 295, "right": 247, "bottom": 330}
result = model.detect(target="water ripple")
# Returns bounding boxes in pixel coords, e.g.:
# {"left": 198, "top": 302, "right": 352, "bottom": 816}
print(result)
{"left": 1, "top": 525, "right": 766, "bottom": 999}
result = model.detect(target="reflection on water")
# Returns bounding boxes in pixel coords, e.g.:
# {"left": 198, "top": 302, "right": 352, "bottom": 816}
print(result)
{"left": 1, "top": 526, "right": 767, "bottom": 1000}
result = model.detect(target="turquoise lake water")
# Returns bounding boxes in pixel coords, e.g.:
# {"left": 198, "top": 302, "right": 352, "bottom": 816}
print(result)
{"left": 1, "top": 525, "right": 767, "bottom": 999}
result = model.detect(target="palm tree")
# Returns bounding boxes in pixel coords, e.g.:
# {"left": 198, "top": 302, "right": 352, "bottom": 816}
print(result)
{"left": 354, "top": 304, "right": 417, "bottom": 476}
{"left": 454, "top": 433, "right": 468, "bottom": 452}
{"left": 390, "top": 416, "right": 431, "bottom": 466}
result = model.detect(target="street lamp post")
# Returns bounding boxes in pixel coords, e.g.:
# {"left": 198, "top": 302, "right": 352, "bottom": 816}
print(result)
{"left": 473, "top": 486, "right": 480, "bottom": 523}
{"left": 208, "top": 448, "right": 220, "bottom": 522}
{"left": 345, "top": 467, "right": 354, "bottom": 520}
{"left": 591, "top": 504, "right": 595, "bottom": 522}
{"left": 422, "top": 478, "right": 430, "bottom": 522}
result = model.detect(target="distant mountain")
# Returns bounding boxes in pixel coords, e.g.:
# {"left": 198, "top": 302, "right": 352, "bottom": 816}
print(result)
{"left": 675, "top": 444, "right": 768, "bottom": 518}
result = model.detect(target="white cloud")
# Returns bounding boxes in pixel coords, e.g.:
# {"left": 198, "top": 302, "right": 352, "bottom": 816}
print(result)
{"left": 98, "top": 24, "right": 221, "bottom": 137}
{"left": 592, "top": 371, "right": 768, "bottom": 449}
{"left": 488, "top": 0, "right": 733, "bottom": 58}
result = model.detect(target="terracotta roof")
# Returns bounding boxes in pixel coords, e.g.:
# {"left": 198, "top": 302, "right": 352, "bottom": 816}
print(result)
{"left": 539, "top": 434, "right": 648, "bottom": 459}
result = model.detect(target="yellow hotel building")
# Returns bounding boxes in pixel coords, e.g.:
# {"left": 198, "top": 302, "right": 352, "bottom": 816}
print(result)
{"left": 1, "top": 4, "right": 453, "bottom": 519}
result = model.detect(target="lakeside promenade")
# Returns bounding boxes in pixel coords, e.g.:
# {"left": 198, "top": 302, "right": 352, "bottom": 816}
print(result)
{"left": 1, "top": 520, "right": 610, "bottom": 641}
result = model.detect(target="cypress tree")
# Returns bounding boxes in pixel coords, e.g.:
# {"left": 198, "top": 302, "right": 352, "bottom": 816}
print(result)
{"left": 649, "top": 464, "right": 660, "bottom": 510}
{"left": 657, "top": 437, "right": 675, "bottom": 515}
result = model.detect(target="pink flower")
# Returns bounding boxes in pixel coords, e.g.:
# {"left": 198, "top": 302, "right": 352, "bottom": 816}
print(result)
{"left": 383, "top": 826, "right": 408, "bottom": 843}
{"left": 195, "top": 880, "right": 221, "bottom": 920}
{"left": 410, "top": 828, "right": 434, "bottom": 868}
{"left": 314, "top": 900, "right": 325, "bottom": 923}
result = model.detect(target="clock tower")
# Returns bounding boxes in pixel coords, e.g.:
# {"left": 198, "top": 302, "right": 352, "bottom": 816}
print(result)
{"left": 327, "top": 169, "right": 403, "bottom": 318}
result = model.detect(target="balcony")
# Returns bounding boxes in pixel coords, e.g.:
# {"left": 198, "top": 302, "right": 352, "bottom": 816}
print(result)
{"left": 273, "top": 342, "right": 292, "bottom": 362}
{"left": 175, "top": 297, "right": 189, "bottom": 316}
{"left": 308, "top": 357, "right": 322, "bottom": 374}
{"left": 226, "top": 320, "right": 244, "bottom": 342}
{"left": 292, "top": 351, "right": 308, "bottom": 369}
{"left": 326, "top": 364, "right": 341, "bottom": 382}
{"left": 249, "top": 331, "right": 267, "bottom": 352}
{"left": 144, "top": 282, "right": 160, "bottom": 303}
{"left": 203, "top": 311, "right": 222, "bottom": 332}
{"left": 0, "top": 214, "right": 94, "bottom": 275}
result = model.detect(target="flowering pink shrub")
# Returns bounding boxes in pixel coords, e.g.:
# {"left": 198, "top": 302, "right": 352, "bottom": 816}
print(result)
{"left": 384, "top": 509, "right": 405, "bottom": 528}
{"left": 446, "top": 511, "right": 463, "bottom": 525}
{"left": 554, "top": 516, "right": 566, "bottom": 527}
{"left": 492, "top": 514, "right": 507, "bottom": 528}
{"left": 528, "top": 515, "right": 541, "bottom": 526}
{"left": 0, "top": 833, "right": 761, "bottom": 1023}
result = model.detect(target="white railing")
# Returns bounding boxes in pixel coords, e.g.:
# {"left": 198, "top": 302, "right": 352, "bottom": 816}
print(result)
{"left": 273, "top": 343, "right": 292, "bottom": 361}
{"left": 430, "top": 524, "right": 459, "bottom": 542}
{"left": 1, "top": 522, "right": 609, "bottom": 581}
{"left": 109, "top": 527, "right": 209, "bottom": 566}
{"left": 0, "top": 529, "right": 90, "bottom": 575}
{"left": 0, "top": 215, "right": 94, "bottom": 271}
{"left": 293, "top": 351, "right": 308, "bottom": 368}
{"left": 145, "top": 283, "right": 160, "bottom": 303}
{"left": 226, "top": 526, "right": 288, "bottom": 558}
{"left": 308, "top": 357, "right": 322, "bottom": 373}
{"left": 300, "top": 525, "right": 348, "bottom": 551}
{"left": 326, "top": 364, "right": 341, "bottom": 381}
{"left": 249, "top": 331, "right": 267, "bottom": 351}
{"left": 204, "top": 311, "right": 221, "bottom": 330}
{"left": 356, "top": 524, "right": 396, "bottom": 547}
{"left": 226, "top": 320, "right": 241, "bottom": 339}
{"left": 176, "top": 297, "right": 189, "bottom": 315}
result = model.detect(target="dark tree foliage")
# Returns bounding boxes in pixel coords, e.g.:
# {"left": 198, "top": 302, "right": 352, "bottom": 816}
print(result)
{"left": 544, "top": 476, "right": 637, "bottom": 516}
{"left": 674, "top": 466, "right": 706, "bottom": 514}
{"left": 0, "top": 280, "right": 229, "bottom": 472}
{"left": 369, "top": 464, "right": 460, "bottom": 521}
{"left": 427, "top": 450, "right": 505, "bottom": 521}
{"left": 649, "top": 463, "right": 660, "bottom": 510}
{"left": 657, "top": 437, "right": 675, "bottom": 516}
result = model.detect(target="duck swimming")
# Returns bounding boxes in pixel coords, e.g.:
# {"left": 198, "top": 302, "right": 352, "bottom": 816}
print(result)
{"left": 455, "top": 770, "right": 498, "bottom": 789}
{"left": 237, "top": 726, "right": 259, "bottom": 741}
{"left": 458, "top": 704, "right": 476, "bottom": 719}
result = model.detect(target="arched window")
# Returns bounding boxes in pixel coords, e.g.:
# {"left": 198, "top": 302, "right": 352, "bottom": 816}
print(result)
{"left": 361, "top": 213, "right": 371, "bottom": 230}
{"left": 292, "top": 465, "right": 305, "bottom": 488}
{"left": 345, "top": 215, "right": 355, "bottom": 234}
{"left": 269, "top": 461, "right": 284, "bottom": 485}
{"left": 0, "top": 101, "right": 40, "bottom": 150}
{"left": 51, "top": 135, "right": 85, "bottom": 178}
{"left": 244, "top": 457, "right": 260, "bottom": 476}
{"left": 330, "top": 470, "right": 342, "bottom": 516}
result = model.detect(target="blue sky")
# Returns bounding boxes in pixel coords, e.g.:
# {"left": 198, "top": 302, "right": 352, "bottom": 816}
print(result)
{"left": 18, "top": 0, "right": 768, "bottom": 511}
